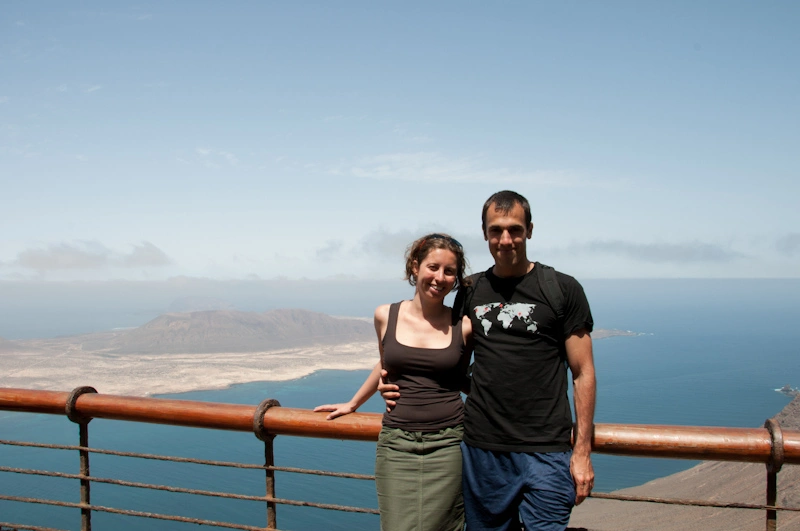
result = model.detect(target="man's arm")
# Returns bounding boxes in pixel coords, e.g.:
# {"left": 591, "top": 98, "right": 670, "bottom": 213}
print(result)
{"left": 565, "top": 329, "right": 596, "bottom": 505}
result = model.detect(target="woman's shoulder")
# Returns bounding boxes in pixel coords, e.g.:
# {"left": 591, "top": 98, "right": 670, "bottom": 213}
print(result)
{"left": 373, "top": 303, "right": 392, "bottom": 326}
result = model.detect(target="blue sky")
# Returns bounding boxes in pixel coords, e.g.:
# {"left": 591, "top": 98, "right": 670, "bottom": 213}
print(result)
{"left": 2, "top": 1, "right": 799, "bottom": 282}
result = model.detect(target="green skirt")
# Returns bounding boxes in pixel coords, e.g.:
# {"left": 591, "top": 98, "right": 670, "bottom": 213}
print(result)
{"left": 375, "top": 425, "right": 464, "bottom": 531}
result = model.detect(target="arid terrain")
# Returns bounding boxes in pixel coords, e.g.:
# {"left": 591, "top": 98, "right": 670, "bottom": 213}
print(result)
{"left": 0, "top": 309, "right": 377, "bottom": 396}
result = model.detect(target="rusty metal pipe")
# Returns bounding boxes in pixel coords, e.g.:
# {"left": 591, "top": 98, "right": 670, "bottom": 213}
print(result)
{"left": 1, "top": 388, "right": 798, "bottom": 463}
{"left": 593, "top": 423, "right": 778, "bottom": 463}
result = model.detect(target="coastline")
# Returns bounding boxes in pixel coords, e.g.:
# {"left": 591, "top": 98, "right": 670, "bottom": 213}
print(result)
{"left": 0, "top": 341, "right": 377, "bottom": 397}
{"left": 0, "top": 327, "right": 636, "bottom": 397}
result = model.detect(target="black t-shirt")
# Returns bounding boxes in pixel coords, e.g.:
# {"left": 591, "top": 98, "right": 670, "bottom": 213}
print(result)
{"left": 453, "top": 263, "right": 593, "bottom": 452}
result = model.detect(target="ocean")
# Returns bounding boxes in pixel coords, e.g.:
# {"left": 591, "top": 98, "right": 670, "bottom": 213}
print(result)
{"left": 1, "top": 279, "right": 799, "bottom": 530}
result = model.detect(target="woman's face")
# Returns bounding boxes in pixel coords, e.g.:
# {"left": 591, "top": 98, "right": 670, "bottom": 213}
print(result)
{"left": 413, "top": 248, "right": 459, "bottom": 301}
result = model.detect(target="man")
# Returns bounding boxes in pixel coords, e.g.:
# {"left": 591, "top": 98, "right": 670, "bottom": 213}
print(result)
{"left": 382, "top": 190, "right": 596, "bottom": 531}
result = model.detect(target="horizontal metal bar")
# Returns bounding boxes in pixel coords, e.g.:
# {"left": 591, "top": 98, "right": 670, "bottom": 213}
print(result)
{"left": 0, "top": 495, "right": 272, "bottom": 531}
{"left": 0, "top": 466, "right": 378, "bottom": 514}
{"left": 1, "top": 387, "right": 799, "bottom": 463}
{"left": 0, "top": 388, "right": 379, "bottom": 441}
{"left": 591, "top": 492, "right": 800, "bottom": 512}
{"left": 0, "top": 522, "right": 67, "bottom": 531}
{"left": 0, "top": 439, "right": 374, "bottom": 480}
{"left": 592, "top": 422, "right": 796, "bottom": 462}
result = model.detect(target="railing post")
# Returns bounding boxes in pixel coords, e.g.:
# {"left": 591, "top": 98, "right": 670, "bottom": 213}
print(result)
{"left": 254, "top": 398, "right": 281, "bottom": 530}
{"left": 764, "top": 418, "right": 784, "bottom": 531}
{"left": 66, "top": 386, "right": 98, "bottom": 531}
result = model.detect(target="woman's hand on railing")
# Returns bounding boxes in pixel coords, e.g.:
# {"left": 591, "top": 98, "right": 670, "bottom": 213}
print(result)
{"left": 313, "top": 402, "right": 357, "bottom": 421}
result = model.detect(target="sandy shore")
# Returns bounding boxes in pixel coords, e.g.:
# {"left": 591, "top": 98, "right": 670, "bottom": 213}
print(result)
{"left": 0, "top": 342, "right": 378, "bottom": 397}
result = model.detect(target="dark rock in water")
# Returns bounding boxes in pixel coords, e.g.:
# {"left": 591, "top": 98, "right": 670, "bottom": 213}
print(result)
{"left": 569, "top": 395, "right": 800, "bottom": 531}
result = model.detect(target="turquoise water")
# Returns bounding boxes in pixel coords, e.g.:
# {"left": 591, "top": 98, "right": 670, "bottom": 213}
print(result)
{"left": 1, "top": 280, "right": 799, "bottom": 529}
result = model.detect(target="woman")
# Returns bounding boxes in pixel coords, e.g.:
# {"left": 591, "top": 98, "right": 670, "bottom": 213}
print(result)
{"left": 315, "top": 233, "right": 472, "bottom": 531}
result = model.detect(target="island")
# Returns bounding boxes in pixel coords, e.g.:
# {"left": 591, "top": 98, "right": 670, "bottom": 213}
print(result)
{"left": 0, "top": 309, "right": 640, "bottom": 397}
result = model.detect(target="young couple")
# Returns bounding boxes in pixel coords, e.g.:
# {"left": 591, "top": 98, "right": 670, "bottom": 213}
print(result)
{"left": 315, "top": 190, "right": 596, "bottom": 531}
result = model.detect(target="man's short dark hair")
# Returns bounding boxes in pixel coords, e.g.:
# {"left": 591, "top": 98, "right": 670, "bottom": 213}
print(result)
{"left": 481, "top": 190, "right": 532, "bottom": 232}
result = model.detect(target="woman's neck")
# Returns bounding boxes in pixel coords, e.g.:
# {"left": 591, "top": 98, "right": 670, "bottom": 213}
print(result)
{"left": 409, "top": 293, "right": 446, "bottom": 321}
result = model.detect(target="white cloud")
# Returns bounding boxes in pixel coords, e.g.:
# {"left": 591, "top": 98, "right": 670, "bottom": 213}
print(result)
{"left": 357, "top": 227, "right": 483, "bottom": 262}
{"left": 341, "top": 152, "right": 580, "bottom": 185}
{"left": 86, "top": 85, "right": 103, "bottom": 93}
{"left": 552, "top": 240, "right": 748, "bottom": 263}
{"left": 0, "top": 97, "right": 8, "bottom": 104}
{"left": 121, "top": 242, "right": 172, "bottom": 267}
{"left": 219, "top": 151, "right": 239, "bottom": 166}
{"left": 315, "top": 240, "right": 344, "bottom": 260}
{"left": 14, "top": 242, "right": 109, "bottom": 270}
{"left": 777, "top": 233, "right": 800, "bottom": 256}
{"left": 192, "top": 147, "right": 238, "bottom": 166}
{"left": 56, "top": 84, "right": 68, "bottom": 92}
{"left": 6, "top": 241, "right": 172, "bottom": 272}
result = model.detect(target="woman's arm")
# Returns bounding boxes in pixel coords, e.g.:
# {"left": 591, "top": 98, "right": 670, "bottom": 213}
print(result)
{"left": 315, "top": 305, "right": 392, "bottom": 420}
{"left": 314, "top": 362, "right": 382, "bottom": 420}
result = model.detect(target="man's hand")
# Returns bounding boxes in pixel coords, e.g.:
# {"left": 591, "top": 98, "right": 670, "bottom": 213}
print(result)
{"left": 570, "top": 452, "right": 594, "bottom": 505}
{"left": 377, "top": 369, "right": 400, "bottom": 412}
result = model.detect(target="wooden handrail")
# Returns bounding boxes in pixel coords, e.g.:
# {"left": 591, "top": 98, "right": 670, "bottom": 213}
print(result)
{"left": 1, "top": 387, "right": 797, "bottom": 462}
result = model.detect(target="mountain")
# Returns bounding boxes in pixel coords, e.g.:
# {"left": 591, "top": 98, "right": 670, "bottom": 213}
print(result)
{"left": 94, "top": 309, "right": 375, "bottom": 354}
{"left": 167, "top": 296, "right": 236, "bottom": 313}
{"left": 569, "top": 396, "right": 800, "bottom": 530}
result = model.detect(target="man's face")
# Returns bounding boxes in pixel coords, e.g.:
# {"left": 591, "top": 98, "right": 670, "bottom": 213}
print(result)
{"left": 484, "top": 202, "right": 532, "bottom": 269}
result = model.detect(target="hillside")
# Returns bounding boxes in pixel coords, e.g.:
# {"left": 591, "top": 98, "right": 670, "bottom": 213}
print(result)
{"left": 2, "top": 309, "right": 374, "bottom": 356}
{"left": 91, "top": 309, "right": 375, "bottom": 354}
{"left": 569, "top": 395, "right": 800, "bottom": 530}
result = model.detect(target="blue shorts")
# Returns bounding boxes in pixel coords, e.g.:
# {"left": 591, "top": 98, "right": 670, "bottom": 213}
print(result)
{"left": 461, "top": 442, "right": 575, "bottom": 531}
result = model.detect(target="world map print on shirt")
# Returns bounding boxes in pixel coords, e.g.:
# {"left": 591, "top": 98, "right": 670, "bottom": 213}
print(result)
{"left": 474, "top": 302, "right": 538, "bottom": 336}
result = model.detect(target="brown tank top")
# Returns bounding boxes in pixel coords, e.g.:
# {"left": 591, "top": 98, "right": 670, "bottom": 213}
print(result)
{"left": 381, "top": 301, "right": 470, "bottom": 431}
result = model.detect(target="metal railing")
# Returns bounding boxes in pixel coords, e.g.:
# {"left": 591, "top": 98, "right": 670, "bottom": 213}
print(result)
{"left": 0, "top": 386, "right": 798, "bottom": 531}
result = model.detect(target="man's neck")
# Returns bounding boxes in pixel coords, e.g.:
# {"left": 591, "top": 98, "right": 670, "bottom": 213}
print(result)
{"left": 492, "top": 260, "right": 534, "bottom": 278}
